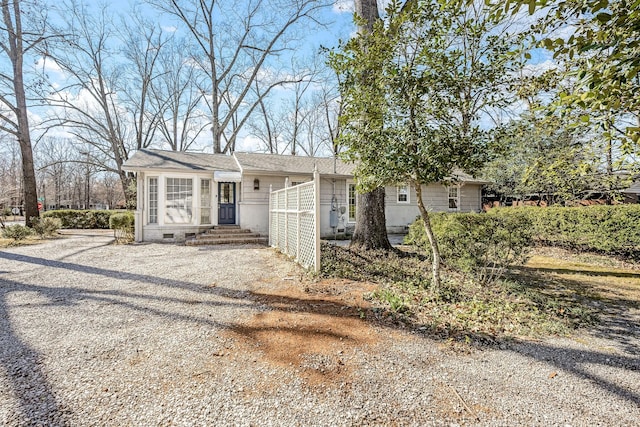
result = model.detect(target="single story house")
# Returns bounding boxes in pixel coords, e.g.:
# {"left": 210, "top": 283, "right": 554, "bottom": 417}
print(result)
{"left": 122, "top": 149, "right": 489, "bottom": 242}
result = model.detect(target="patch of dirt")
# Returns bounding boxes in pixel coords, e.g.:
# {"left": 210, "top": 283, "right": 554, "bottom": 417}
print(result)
{"left": 229, "top": 278, "right": 382, "bottom": 385}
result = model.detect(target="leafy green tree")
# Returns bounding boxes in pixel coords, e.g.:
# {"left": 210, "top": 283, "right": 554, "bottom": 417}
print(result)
{"left": 348, "top": 0, "right": 392, "bottom": 251}
{"left": 331, "top": 0, "right": 528, "bottom": 290}
{"left": 497, "top": 0, "right": 640, "bottom": 147}
{"left": 484, "top": 72, "right": 638, "bottom": 205}
{"left": 484, "top": 112, "right": 595, "bottom": 204}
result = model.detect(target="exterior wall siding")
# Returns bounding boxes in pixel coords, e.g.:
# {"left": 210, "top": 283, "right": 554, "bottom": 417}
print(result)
{"left": 135, "top": 170, "right": 217, "bottom": 242}
{"left": 239, "top": 175, "right": 349, "bottom": 237}
{"left": 460, "top": 184, "right": 482, "bottom": 212}
{"left": 135, "top": 170, "right": 485, "bottom": 241}
{"left": 384, "top": 183, "right": 483, "bottom": 232}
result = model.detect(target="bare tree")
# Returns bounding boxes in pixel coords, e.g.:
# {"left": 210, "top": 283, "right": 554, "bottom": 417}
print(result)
{"left": 295, "top": 73, "right": 342, "bottom": 157}
{"left": 34, "top": 137, "right": 75, "bottom": 209}
{"left": 0, "top": 139, "right": 23, "bottom": 213}
{"left": 249, "top": 56, "right": 340, "bottom": 157}
{"left": 146, "top": 0, "right": 331, "bottom": 153}
{"left": 120, "top": 12, "right": 169, "bottom": 151}
{"left": 248, "top": 89, "right": 286, "bottom": 153}
{"left": 319, "top": 79, "right": 342, "bottom": 156}
{"left": 45, "top": 0, "right": 133, "bottom": 204}
{"left": 151, "top": 36, "right": 208, "bottom": 151}
{"left": 0, "top": 0, "right": 48, "bottom": 226}
{"left": 285, "top": 67, "right": 315, "bottom": 156}
{"left": 93, "top": 172, "right": 123, "bottom": 209}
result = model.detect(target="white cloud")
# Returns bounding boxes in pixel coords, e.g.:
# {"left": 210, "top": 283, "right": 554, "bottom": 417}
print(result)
{"left": 333, "top": 0, "right": 393, "bottom": 15}
{"left": 548, "top": 24, "right": 578, "bottom": 41}
{"left": 333, "top": 0, "right": 353, "bottom": 14}
{"left": 522, "top": 59, "right": 558, "bottom": 77}
{"left": 34, "top": 56, "right": 64, "bottom": 76}
{"left": 236, "top": 134, "right": 264, "bottom": 152}
{"left": 162, "top": 25, "right": 178, "bottom": 33}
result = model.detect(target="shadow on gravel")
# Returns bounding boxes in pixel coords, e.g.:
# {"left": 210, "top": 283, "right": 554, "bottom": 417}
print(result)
{"left": 511, "top": 342, "right": 640, "bottom": 406}
{"left": 0, "top": 251, "right": 256, "bottom": 422}
{"left": 1, "top": 249, "right": 639, "bottom": 416}
{"left": 0, "top": 252, "right": 248, "bottom": 300}
{"left": 0, "top": 286, "right": 70, "bottom": 425}
{"left": 516, "top": 268, "right": 640, "bottom": 355}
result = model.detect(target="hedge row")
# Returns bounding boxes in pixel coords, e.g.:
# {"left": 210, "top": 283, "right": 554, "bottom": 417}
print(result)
{"left": 406, "top": 205, "right": 640, "bottom": 260}
{"left": 42, "top": 209, "right": 132, "bottom": 229}
{"left": 491, "top": 205, "right": 640, "bottom": 256}
{"left": 405, "top": 212, "right": 533, "bottom": 283}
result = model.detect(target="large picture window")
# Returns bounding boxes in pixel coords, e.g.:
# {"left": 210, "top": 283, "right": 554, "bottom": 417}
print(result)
{"left": 148, "top": 177, "right": 158, "bottom": 224}
{"left": 165, "top": 178, "right": 193, "bottom": 223}
{"left": 201, "top": 179, "right": 211, "bottom": 224}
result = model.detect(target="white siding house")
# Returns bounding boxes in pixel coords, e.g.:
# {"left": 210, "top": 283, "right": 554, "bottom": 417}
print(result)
{"left": 123, "top": 149, "right": 488, "bottom": 242}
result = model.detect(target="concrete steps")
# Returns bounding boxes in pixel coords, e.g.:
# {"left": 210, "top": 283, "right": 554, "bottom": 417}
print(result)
{"left": 186, "top": 226, "right": 268, "bottom": 246}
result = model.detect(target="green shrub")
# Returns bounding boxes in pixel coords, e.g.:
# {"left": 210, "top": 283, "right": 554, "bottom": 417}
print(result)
{"left": 30, "top": 216, "right": 63, "bottom": 238}
{"left": 2, "top": 224, "right": 33, "bottom": 241}
{"left": 42, "top": 209, "right": 123, "bottom": 229}
{"left": 109, "top": 211, "right": 134, "bottom": 243}
{"left": 405, "top": 212, "right": 533, "bottom": 283}
{"left": 492, "top": 205, "right": 640, "bottom": 257}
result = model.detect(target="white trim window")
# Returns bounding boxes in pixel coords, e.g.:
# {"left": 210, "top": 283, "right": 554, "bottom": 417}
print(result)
{"left": 148, "top": 177, "right": 158, "bottom": 224}
{"left": 165, "top": 178, "right": 193, "bottom": 224}
{"left": 448, "top": 186, "right": 459, "bottom": 211}
{"left": 397, "top": 185, "right": 410, "bottom": 204}
{"left": 200, "top": 179, "right": 211, "bottom": 224}
{"left": 347, "top": 182, "right": 357, "bottom": 223}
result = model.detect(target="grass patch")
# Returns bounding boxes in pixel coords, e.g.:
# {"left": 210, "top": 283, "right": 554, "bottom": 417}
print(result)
{"left": 320, "top": 243, "right": 608, "bottom": 343}
{"left": 0, "top": 236, "right": 44, "bottom": 248}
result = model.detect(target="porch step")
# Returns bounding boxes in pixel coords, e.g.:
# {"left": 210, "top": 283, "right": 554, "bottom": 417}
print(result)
{"left": 204, "top": 228, "right": 253, "bottom": 235}
{"left": 186, "top": 237, "right": 268, "bottom": 246}
{"left": 211, "top": 225, "right": 241, "bottom": 230}
{"left": 185, "top": 227, "right": 268, "bottom": 246}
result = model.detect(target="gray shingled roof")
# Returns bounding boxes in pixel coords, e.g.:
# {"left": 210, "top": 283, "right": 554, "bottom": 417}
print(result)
{"left": 450, "top": 170, "right": 492, "bottom": 185}
{"left": 233, "top": 152, "right": 355, "bottom": 177}
{"left": 123, "top": 149, "right": 239, "bottom": 172}
{"left": 123, "top": 149, "right": 489, "bottom": 183}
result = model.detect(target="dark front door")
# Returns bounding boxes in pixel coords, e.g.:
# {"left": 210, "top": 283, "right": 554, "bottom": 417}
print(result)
{"left": 218, "top": 182, "right": 236, "bottom": 225}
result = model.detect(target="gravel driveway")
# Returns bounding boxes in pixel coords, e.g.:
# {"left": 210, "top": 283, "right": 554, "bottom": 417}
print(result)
{"left": 0, "top": 233, "right": 638, "bottom": 426}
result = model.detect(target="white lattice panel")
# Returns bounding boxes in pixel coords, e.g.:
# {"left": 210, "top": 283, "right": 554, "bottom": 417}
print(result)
{"left": 287, "top": 212, "right": 298, "bottom": 255}
{"left": 268, "top": 176, "right": 320, "bottom": 271}
{"left": 298, "top": 213, "right": 316, "bottom": 269}
{"left": 277, "top": 212, "right": 286, "bottom": 247}
{"left": 299, "top": 184, "right": 315, "bottom": 211}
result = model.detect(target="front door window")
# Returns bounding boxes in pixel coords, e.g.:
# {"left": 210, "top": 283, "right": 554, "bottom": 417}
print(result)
{"left": 220, "top": 182, "right": 234, "bottom": 204}
{"left": 218, "top": 182, "right": 236, "bottom": 224}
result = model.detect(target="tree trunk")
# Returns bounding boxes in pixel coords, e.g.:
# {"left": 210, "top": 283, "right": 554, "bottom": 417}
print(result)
{"left": 354, "top": 0, "right": 380, "bottom": 33}
{"left": 414, "top": 182, "right": 442, "bottom": 292}
{"left": 350, "top": 0, "right": 391, "bottom": 250}
{"left": 3, "top": 0, "right": 39, "bottom": 227}
{"left": 351, "top": 187, "right": 391, "bottom": 250}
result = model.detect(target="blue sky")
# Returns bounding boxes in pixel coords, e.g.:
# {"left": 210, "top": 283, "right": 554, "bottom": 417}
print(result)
{"left": 27, "top": 0, "right": 560, "bottom": 157}
{"left": 31, "top": 0, "right": 360, "bottom": 155}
